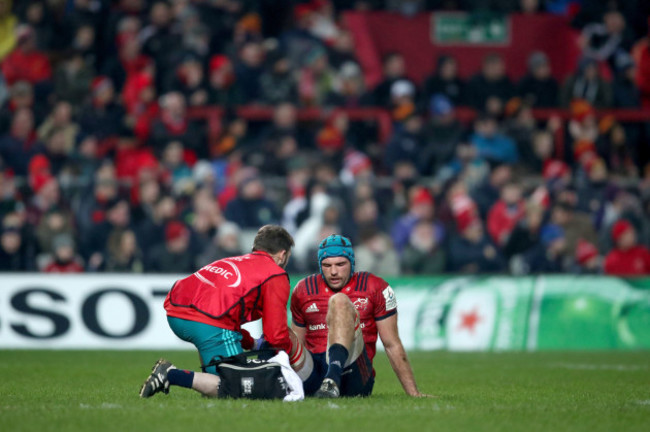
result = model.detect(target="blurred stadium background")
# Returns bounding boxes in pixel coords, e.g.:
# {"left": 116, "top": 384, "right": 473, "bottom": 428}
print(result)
{"left": 1, "top": 1, "right": 650, "bottom": 350}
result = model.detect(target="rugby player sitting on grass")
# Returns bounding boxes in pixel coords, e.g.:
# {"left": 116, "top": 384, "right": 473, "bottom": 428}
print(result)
{"left": 289, "top": 235, "right": 428, "bottom": 398}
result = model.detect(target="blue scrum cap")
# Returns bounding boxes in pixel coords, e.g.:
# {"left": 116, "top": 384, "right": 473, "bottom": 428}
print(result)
{"left": 318, "top": 234, "right": 355, "bottom": 275}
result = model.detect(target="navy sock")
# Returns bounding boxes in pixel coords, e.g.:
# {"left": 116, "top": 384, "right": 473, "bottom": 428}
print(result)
{"left": 168, "top": 369, "right": 194, "bottom": 389}
{"left": 324, "top": 344, "right": 349, "bottom": 387}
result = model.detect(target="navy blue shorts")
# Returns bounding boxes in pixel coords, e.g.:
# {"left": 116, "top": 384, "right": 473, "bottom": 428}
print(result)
{"left": 303, "top": 348, "right": 375, "bottom": 397}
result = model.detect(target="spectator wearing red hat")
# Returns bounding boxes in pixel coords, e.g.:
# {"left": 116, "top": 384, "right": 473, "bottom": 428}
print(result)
{"left": 102, "top": 29, "right": 152, "bottom": 92}
{"left": 487, "top": 182, "right": 526, "bottom": 247}
{"left": 576, "top": 154, "right": 610, "bottom": 217}
{"left": 207, "top": 54, "right": 243, "bottom": 106}
{"left": 121, "top": 64, "right": 159, "bottom": 141}
{"left": 147, "top": 220, "right": 194, "bottom": 273}
{"left": 170, "top": 55, "right": 208, "bottom": 107}
{"left": 572, "top": 238, "right": 602, "bottom": 274}
{"left": 604, "top": 220, "right": 650, "bottom": 276}
{"left": 25, "top": 174, "right": 60, "bottom": 227}
{"left": 448, "top": 212, "right": 504, "bottom": 274}
{"left": 1, "top": 25, "right": 52, "bottom": 87}
{"left": 390, "top": 185, "right": 444, "bottom": 254}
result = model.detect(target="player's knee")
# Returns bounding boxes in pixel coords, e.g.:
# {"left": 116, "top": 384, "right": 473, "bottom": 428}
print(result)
{"left": 327, "top": 293, "right": 356, "bottom": 325}
{"left": 328, "top": 293, "right": 354, "bottom": 313}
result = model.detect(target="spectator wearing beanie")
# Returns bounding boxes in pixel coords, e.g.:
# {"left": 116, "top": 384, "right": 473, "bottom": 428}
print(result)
{"left": 390, "top": 186, "right": 444, "bottom": 255}
{"left": 447, "top": 212, "right": 504, "bottom": 274}
{"left": 604, "top": 220, "right": 650, "bottom": 275}
{"left": 207, "top": 54, "right": 243, "bottom": 106}
{"left": 147, "top": 220, "right": 194, "bottom": 273}
{"left": 420, "top": 94, "right": 464, "bottom": 175}
{"left": 43, "top": 233, "right": 84, "bottom": 273}
{"left": 571, "top": 238, "right": 602, "bottom": 274}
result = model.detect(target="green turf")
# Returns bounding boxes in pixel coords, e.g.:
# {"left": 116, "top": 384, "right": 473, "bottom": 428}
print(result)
{"left": 1, "top": 350, "right": 649, "bottom": 432}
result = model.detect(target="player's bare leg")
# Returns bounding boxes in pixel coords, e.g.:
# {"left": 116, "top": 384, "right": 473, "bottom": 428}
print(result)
{"left": 140, "top": 359, "right": 221, "bottom": 398}
{"left": 316, "top": 293, "right": 358, "bottom": 398}
{"left": 326, "top": 293, "right": 357, "bottom": 348}
{"left": 190, "top": 372, "right": 221, "bottom": 397}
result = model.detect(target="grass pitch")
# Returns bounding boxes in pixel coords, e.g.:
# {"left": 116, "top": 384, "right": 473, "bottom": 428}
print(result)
{"left": 1, "top": 350, "right": 649, "bottom": 432}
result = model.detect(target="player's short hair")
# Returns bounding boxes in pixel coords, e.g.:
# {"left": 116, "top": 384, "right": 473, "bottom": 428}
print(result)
{"left": 252, "top": 225, "right": 294, "bottom": 254}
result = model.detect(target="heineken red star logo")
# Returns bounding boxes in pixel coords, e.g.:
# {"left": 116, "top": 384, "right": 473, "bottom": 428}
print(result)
{"left": 458, "top": 308, "right": 482, "bottom": 333}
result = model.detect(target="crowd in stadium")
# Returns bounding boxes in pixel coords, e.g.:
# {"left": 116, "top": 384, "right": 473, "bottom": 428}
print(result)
{"left": 1, "top": 0, "right": 650, "bottom": 276}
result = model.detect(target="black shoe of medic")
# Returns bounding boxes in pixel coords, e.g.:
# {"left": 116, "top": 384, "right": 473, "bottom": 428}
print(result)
{"left": 139, "top": 358, "right": 176, "bottom": 398}
{"left": 315, "top": 378, "right": 340, "bottom": 398}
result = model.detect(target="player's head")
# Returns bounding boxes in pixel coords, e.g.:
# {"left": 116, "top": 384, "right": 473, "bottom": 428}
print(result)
{"left": 252, "top": 225, "right": 294, "bottom": 269}
{"left": 318, "top": 235, "right": 355, "bottom": 289}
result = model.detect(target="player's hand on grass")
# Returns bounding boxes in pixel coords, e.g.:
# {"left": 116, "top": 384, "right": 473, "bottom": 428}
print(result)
{"left": 409, "top": 390, "right": 435, "bottom": 398}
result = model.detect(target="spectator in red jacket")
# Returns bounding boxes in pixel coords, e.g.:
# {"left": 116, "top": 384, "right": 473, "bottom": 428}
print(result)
{"left": 604, "top": 220, "right": 650, "bottom": 275}
{"left": 1, "top": 25, "right": 51, "bottom": 86}
{"left": 487, "top": 182, "right": 525, "bottom": 247}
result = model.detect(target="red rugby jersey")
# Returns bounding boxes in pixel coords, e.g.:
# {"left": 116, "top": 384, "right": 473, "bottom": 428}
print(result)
{"left": 164, "top": 251, "right": 292, "bottom": 353}
{"left": 290, "top": 272, "right": 397, "bottom": 362}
